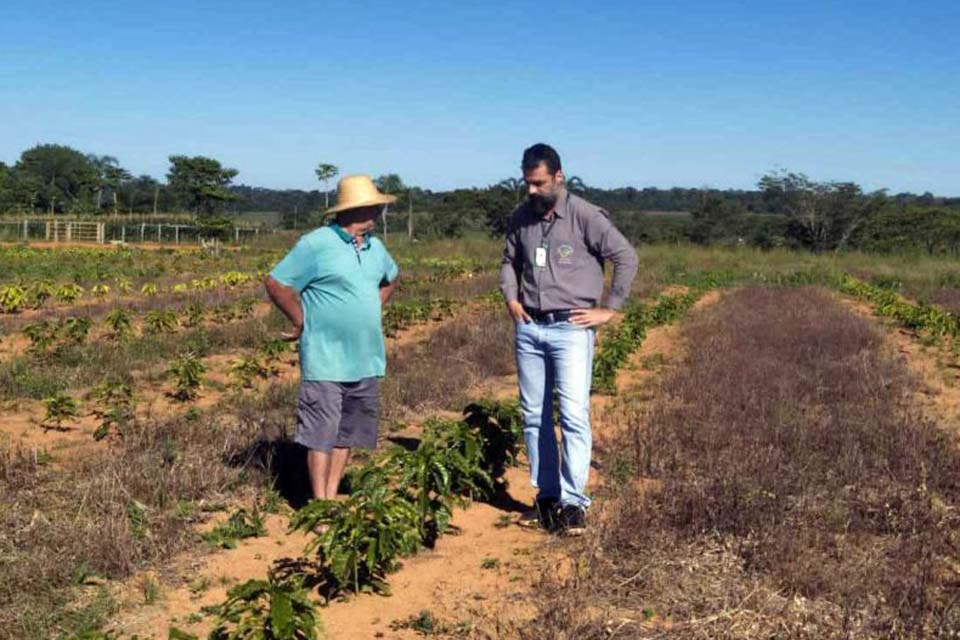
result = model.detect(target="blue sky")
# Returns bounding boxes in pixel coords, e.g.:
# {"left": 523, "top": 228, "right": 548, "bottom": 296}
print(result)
{"left": 1, "top": 1, "right": 957, "bottom": 195}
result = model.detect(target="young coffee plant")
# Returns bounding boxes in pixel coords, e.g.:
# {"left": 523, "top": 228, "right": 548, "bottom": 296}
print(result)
{"left": 140, "top": 282, "right": 159, "bottom": 297}
{"left": 259, "top": 337, "right": 292, "bottom": 363}
{"left": 22, "top": 320, "right": 58, "bottom": 355}
{"left": 85, "top": 379, "right": 135, "bottom": 441}
{"left": 288, "top": 477, "right": 420, "bottom": 596}
{"left": 386, "top": 426, "right": 490, "bottom": 542}
{"left": 91, "top": 283, "right": 111, "bottom": 298}
{"left": 201, "top": 508, "right": 267, "bottom": 549}
{"left": 55, "top": 282, "right": 84, "bottom": 303}
{"left": 144, "top": 309, "right": 179, "bottom": 335}
{"left": 114, "top": 276, "right": 133, "bottom": 294}
{"left": 104, "top": 308, "right": 134, "bottom": 340}
{"left": 59, "top": 316, "right": 92, "bottom": 345}
{"left": 26, "top": 281, "right": 55, "bottom": 308}
{"left": 181, "top": 302, "right": 206, "bottom": 328}
{"left": 462, "top": 398, "right": 525, "bottom": 484}
{"left": 42, "top": 393, "right": 81, "bottom": 430}
{"left": 229, "top": 356, "right": 273, "bottom": 389}
{"left": 167, "top": 352, "right": 206, "bottom": 401}
{"left": 0, "top": 284, "right": 26, "bottom": 313}
{"left": 198, "top": 569, "right": 320, "bottom": 640}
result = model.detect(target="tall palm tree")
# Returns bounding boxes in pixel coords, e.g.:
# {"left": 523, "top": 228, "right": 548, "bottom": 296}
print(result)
{"left": 565, "top": 176, "right": 587, "bottom": 195}
{"left": 86, "top": 154, "right": 119, "bottom": 212}
{"left": 103, "top": 165, "right": 131, "bottom": 216}
{"left": 498, "top": 177, "right": 524, "bottom": 204}
{"left": 315, "top": 163, "right": 339, "bottom": 209}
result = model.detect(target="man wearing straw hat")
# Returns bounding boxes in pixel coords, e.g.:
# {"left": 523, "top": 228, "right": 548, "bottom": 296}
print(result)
{"left": 266, "top": 175, "right": 399, "bottom": 500}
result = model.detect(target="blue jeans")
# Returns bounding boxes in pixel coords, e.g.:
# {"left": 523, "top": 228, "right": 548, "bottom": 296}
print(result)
{"left": 515, "top": 319, "right": 595, "bottom": 508}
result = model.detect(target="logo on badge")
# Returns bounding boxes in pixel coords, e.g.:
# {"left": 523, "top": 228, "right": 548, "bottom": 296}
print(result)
{"left": 557, "top": 244, "right": 574, "bottom": 263}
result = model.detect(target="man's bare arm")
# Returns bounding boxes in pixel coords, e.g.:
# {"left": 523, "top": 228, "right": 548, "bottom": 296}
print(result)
{"left": 265, "top": 275, "right": 303, "bottom": 340}
{"left": 380, "top": 278, "right": 398, "bottom": 305}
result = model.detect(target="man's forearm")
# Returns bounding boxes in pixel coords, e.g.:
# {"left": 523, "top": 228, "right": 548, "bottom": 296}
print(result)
{"left": 604, "top": 248, "right": 639, "bottom": 310}
{"left": 380, "top": 279, "right": 397, "bottom": 305}
{"left": 498, "top": 262, "right": 520, "bottom": 303}
{"left": 265, "top": 277, "right": 303, "bottom": 328}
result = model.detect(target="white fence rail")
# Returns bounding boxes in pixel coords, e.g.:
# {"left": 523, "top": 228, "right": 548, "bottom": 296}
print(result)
{"left": 0, "top": 220, "right": 266, "bottom": 245}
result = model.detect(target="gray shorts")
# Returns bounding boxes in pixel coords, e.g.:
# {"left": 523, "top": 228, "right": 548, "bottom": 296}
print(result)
{"left": 295, "top": 377, "right": 381, "bottom": 453}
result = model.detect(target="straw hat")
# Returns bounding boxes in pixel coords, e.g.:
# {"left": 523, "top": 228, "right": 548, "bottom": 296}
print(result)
{"left": 325, "top": 175, "right": 397, "bottom": 215}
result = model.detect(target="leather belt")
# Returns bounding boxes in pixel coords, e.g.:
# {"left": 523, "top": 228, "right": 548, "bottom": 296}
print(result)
{"left": 526, "top": 308, "right": 574, "bottom": 324}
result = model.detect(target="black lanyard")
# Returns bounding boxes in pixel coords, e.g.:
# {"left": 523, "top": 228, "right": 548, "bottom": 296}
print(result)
{"left": 539, "top": 214, "right": 557, "bottom": 248}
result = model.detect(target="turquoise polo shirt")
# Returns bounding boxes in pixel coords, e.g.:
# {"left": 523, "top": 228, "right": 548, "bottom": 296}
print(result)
{"left": 270, "top": 224, "right": 399, "bottom": 382}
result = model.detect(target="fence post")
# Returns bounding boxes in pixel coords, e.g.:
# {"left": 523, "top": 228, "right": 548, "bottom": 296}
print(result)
{"left": 22, "top": 219, "right": 27, "bottom": 239}
{"left": 122, "top": 225, "right": 126, "bottom": 243}
{"left": 66, "top": 222, "right": 72, "bottom": 242}
{"left": 140, "top": 223, "right": 145, "bottom": 243}
{"left": 175, "top": 225, "right": 180, "bottom": 244}
{"left": 235, "top": 227, "right": 239, "bottom": 244}
{"left": 157, "top": 224, "right": 161, "bottom": 243}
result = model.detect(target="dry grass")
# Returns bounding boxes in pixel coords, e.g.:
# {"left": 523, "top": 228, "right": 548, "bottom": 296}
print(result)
{"left": 517, "top": 287, "right": 960, "bottom": 639}
{"left": 0, "top": 399, "right": 279, "bottom": 639}
{"left": 381, "top": 306, "right": 515, "bottom": 421}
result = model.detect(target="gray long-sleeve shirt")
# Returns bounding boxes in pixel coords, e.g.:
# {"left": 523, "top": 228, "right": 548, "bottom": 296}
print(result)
{"left": 498, "top": 191, "right": 639, "bottom": 311}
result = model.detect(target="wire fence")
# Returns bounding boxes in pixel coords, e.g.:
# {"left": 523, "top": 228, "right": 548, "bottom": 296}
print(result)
{"left": 0, "top": 219, "right": 268, "bottom": 245}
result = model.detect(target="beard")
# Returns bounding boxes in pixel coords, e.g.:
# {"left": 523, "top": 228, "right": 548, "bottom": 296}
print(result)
{"left": 529, "top": 192, "right": 558, "bottom": 216}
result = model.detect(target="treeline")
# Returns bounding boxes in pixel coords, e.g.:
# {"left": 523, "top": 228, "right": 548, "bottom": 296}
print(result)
{"left": 0, "top": 144, "right": 240, "bottom": 220}
{"left": 3, "top": 143, "right": 959, "bottom": 254}
{"left": 610, "top": 172, "right": 960, "bottom": 255}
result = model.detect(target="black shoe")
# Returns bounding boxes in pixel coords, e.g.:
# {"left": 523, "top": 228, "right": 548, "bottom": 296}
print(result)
{"left": 518, "top": 497, "right": 560, "bottom": 533}
{"left": 558, "top": 504, "right": 586, "bottom": 536}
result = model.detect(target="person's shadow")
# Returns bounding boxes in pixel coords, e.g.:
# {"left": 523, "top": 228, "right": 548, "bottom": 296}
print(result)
{"left": 228, "top": 438, "right": 312, "bottom": 509}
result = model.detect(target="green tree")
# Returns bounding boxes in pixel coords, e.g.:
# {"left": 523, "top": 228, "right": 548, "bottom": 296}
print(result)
{"left": 759, "top": 170, "right": 885, "bottom": 253}
{"left": 14, "top": 144, "right": 99, "bottom": 214}
{"left": 314, "top": 163, "right": 339, "bottom": 209}
{"left": 690, "top": 192, "right": 746, "bottom": 245}
{"left": 167, "top": 155, "right": 239, "bottom": 218}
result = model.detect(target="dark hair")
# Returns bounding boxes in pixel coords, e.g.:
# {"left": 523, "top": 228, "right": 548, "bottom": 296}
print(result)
{"left": 522, "top": 143, "right": 562, "bottom": 175}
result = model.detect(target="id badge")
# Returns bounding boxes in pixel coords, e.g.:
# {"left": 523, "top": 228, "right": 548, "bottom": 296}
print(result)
{"left": 535, "top": 247, "right": 547, "bottom": 268}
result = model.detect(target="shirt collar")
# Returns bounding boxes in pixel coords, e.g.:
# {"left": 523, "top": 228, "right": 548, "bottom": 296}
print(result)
{"left": 538, "top": 189, "right": 568, "bottom": 221}
{"left": 552, "top": 190, "right": 569, "bottom": 219}
{"left": 330, "top": 223, "right": 371, "bottom": 249}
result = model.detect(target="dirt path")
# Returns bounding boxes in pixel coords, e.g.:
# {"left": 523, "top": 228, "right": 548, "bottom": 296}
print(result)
{"left": 103, "top": 290, "right": 725, "bottom": 640}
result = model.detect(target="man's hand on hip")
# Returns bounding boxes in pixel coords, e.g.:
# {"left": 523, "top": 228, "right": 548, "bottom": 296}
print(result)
{"left": 281, "top": 324, "right": 303, "bottom": 342}
{"left": 506, "top": 300, "right": 532, "bottom": 323}
{"left": 570, "top": 307, "right": 616, "bottom": 328}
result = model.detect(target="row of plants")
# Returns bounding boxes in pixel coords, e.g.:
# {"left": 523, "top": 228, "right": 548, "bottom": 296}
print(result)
{"left": 38, "top": 338, "right": 293, "bottom": 439}
{"left": 0, "top": 270, "right": 262, "bottom": 314}
{"left": 592, "top": 288, "right": 709, "bottom": 394}
{"left": 382, "top": 297, "right": 455, "bottom": 337}
{"left": 13, "top": 298, "right": 259, "bottom": 356}
{"left": 0, "top": 243, "right": 279, "bottom": 287}
{"left": 396, "top": 257, "right": 494, "bottom": 282}
{"left": 836, "top": 273, "right": 960, "bottom": 342}
{"left": 157, "top": 399, "right": 523, "bottom": 640}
